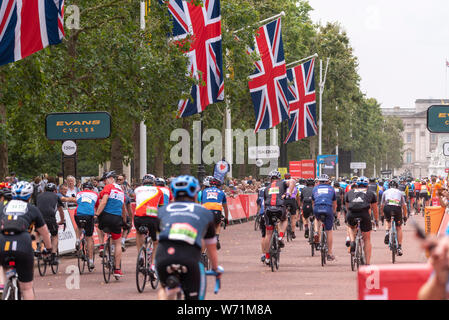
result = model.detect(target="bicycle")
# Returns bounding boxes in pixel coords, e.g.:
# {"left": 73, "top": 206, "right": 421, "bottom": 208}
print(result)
{"left": 286, "top": 208, "right": 294, "bottom": 242}
{"left": 164, "top": 264, "right": 223, "bottom": 300}
{"left": 102, "top": 227, "right": 121, "bottom": 283}
{"left": 2, "top": 256, "right": 21, "bottom": 300}
{"left": 297, "top": 211, "right": 304, "bottom": 231}
{"left": 136, "top": 226, "right": 159, "bottom": 293}
{"left": 308, "top": 215, "right": 315, "bottom": 257}
{"left": 267, "top": 213, "right": 281, "bottom": 272}
{"left": 254, "top": 214, "right": 261, "bottom": 231}
{"left": 318, "top": 214, "right": 328, "bottom": 267}
{"left": 77, "top": 219, "right": 95, "bottom": 274}
{"left": 389, "top": 219, "right": 399, "bottom": 264}
{"left": 200, "top": 247, "right": 211, "bottom": 271}
{"left": 351, "top": 218, "right": 366, "bottom": 271}
{"left": 35, "top": 240, "right": 59, "bottom": 276}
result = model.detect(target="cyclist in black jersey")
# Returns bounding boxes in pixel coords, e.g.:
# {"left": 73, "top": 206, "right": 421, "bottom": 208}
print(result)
{"left": 0, "top": 181, "right": 52, "bottom": 300}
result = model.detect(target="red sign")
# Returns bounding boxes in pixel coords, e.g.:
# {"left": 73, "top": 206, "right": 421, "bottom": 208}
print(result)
{"left": 445, "top": 168, "right": 449, "bottom": 173}
{"left": 301, "top": 160, "right": 316, "bottom": 179}
{"left": 289, "top": 161, "right": 302, "bottom": 179}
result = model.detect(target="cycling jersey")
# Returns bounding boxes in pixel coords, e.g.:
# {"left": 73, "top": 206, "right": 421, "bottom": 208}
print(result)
{"left": 201, "top": 187, "right": 227, "bottom": 211}
{"left": 312, "top": 184, "right": 336, "bottom": 207}
{"left": 398, "top": 184, "right": 408, "bottom": 198}
{"left": 420, "top": 184, "right": 429, "bottom": 194}
{"left": 75, "top": 190, "right": 99, "bottom": 216}
{"left": 264, "top": 180, "right": 288, "bottom": 208}
{"left": 381, "top": 188, "right": 405, "bottom": 207}
{"left": 157, "top": 202, "right": 216, "bottom": 249}
{"left": 134, "top": 185, "right": 164, "bottom": 217}
{"left": 99, "top": 183, "right": 125, "bottom": 216}
{"left": 36, "top": 192, "right": 63, "bottom": 220}
{"left": 158, "top": 186, "right": 174, "bottom": 206}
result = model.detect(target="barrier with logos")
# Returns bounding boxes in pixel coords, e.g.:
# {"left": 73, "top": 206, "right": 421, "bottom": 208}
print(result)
{"left": 424, "top": 206, "right": 445, "bottom": 236}
{"left": 358, "top": 264, "right": 433, "bottom": 300}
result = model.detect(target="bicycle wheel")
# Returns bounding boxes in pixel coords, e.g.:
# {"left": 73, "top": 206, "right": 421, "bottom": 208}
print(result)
{"left": 350, "top": 252, "right": 355, "bottom": 271}
{"left": 356, "top": 240, "right": 362, "bottom": 270}
{"left": 51, "top": 250, "right": 59, "bottom": 274}
{"left": 309, "top": 228, "right": 315, "bottom": 257}
{"left": 148, "top": 244, "right": 159, "bottom": 289}
{"left": 37, "top": 253, "right": 47, "bottom": 277}
{"left": 2, "top": 279, "right": 20, "bottom": 300}
{"left": 77, "top": 240, "right": 86, "bottom": 274}
{"left": 286, "top": 223, "right": 292, "bottom": 242}
{"left": 391, "top": 233, "right": 396, "bottom": 264}
{"left": 136, "top": 246, "right": 147, "bottom": 293}
{"left": 87, "top": 243, "right": 95, "bottom": 272}
{"left": 254, "top": 215, "right": 260, "bottom": 231}
{"left": 269, "top": 232, "right": 278, "bottom": 272}
{"left": 320, "top": 232, "right": 327, "bottom": 267}
{"left": 102, "top": 241, "right": 112, "bottom": 283}
{"left": 298, "top": 217, "right": 304, "bottom": 231}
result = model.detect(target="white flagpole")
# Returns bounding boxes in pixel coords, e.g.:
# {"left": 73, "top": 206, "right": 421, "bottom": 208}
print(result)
{"left": 318, "top": 57, "right": 330, "bottom": 176}
{"left": 140, "top": 1, "right": 147, "bottom": 179}
{"left": 286, "top": 53, "right": 318, "bottom": 69}
{"left": 233, "top": 11, "right": 285, "bottom": 34}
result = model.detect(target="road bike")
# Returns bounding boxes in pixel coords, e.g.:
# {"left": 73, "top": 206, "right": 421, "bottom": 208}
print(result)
{"left": 351, "top": 218, "right": 366, "bottom": 271}
{"left": 136, "top": 226, "right": 159, "bottom": 293}
{"left": 2, "top": 256, "right": 20, "bottom": 300}
{"left": 35, "top": 240, "right": 59, "bottom": 276}
{"left": 308, "top": 215, "right": 315, "bottom": 257}
{"left": 389, "top": 219, "right": 399, "bottom": 264}
{"left": 286, "top": 208, "right": 294, "bottom": 242}
{"left": 164, "top": 264, "right": 223, "bottom": 300}
{"left": 102, "top": 228, "right": 121, "bottom": 283}
{"left": 254, "top": 214, "right": 261, "bottom": 231}
{"left": 318, "top": 214, "right": 328, "bottom": 267}
{"left": 77, "top": 219, "right": 95, "bottom": 274}
{"left": 267, "top": 213, "right": 281, "bottom": 272}
{"left": 297, "top": 210, "right": 304, "bottom": 231}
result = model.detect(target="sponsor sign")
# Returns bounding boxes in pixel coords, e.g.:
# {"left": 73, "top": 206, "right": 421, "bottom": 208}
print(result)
{"left": 350, "top": 162, "right": 366, "bottom": 169}
{"left": 248, "top": 146, "right": 280, "bottom": 159}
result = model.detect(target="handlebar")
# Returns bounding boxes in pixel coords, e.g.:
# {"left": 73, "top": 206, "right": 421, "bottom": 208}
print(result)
{"left": 205, "top": 266, "right": 224, "bottom": 294}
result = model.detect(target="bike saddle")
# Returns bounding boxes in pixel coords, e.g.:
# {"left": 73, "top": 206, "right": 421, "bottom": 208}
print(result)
{"left": 78, "top": 220, "right": 87, "bottom": 229}
{"left": 138, "top": 226, "right": 149, "bottom": 234}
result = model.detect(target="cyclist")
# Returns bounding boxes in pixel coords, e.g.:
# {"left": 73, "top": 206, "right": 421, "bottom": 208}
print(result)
{"left": 380, "top": 180, "right": 407, "bottom": 256}
{"left": 155, "top": 175, "right": 221, "bottom": 300}
{"left": 0, "top": 181, "right": 52, "bottom": 300}
{"left": 200, "top": 177, "right": 229, "bottom": 250}
{"left": 155, "top": 177, "right": 174, "bottom": 206}
{"left": 133, "top": 174, "right": 164, "bottom": 273}
{"left": 257, "top": 182, "right": 269, "bottom": 262}
{"left": 262, "top": 170, "right": 295, "bottom": 264}
{"left": 283, "top": 173, "right": 299, "bottom": 239}
{"left": 300, "top": 179, "right": 315, "bottom": 239}
{"left": 419, "top": 179, "right": 430, "bottom": 209}
{"left": 333, "top": 182, "right": 344, "bottom": 226}
{"left": 408, "top": 177, "right": 416, "bottom": 214}
{"left": 398, "top": 178, "right": 410, "bottom": 219}
{"left": 312, "top": 174, "right": 337, "bottom": 261}
{"left": 95, "top": 171, "right": 127, "bottom": 278}
{"left": 345, "top": 176, "right": 378, "bottom": 265}
{"left": 36, "top": 183, "right": 65, "bottom": 265}
{"left": 74, "top": 181, "right": 99, "bottom": 270}
{"left": 117, "top": 174, "right": 133, "bottom": 252}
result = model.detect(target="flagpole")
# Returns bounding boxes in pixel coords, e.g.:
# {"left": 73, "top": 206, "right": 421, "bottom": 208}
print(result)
{"left": 446, "top": 58, "right": 448, "bottom": 100}
{"left": 286, "top": 53, "right": 318, "bottom": 69}
{"left": 140, "top": 1, "right": 147, "bottom": 179}
{"left": 233, "top": 11, "right": 286, "bottom": 34}
{"left": 318, "top": 57, "right": 330, "bottom": 176}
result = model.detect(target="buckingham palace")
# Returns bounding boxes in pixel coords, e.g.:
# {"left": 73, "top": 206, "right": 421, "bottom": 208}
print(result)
{"left": 381, "top": 99, "right": 449, "bottom": 178}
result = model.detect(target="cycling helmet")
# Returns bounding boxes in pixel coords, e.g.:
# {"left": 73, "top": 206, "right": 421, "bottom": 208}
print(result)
{"left": 264, "top": 182, "right": 270, "bottom": 187}
{"left": 284, "top": 173, "right": 291, "bottom": 179}
{"left": 170, "top": 175, "right": 200, "bottom": 198}
{"left": 11, "top": 181, "right": 33, "bottom": 201}
{"left": 334, "top": 182, "right": 340, "bottom": 188}
{"left": 356, "top": 176, "right": 369, "bottom": 186}
{"left": 142, "top": 174, "right": 155, "bottom": 186}
{"left": 317, "top": 174, "right": 330, "bottom": 182}
{"left": 101, "top": 170, "right": 116, "bottom": 181}
{"left": 203, "top": 176, "right": 213, "bottom": 187}
{"left": 268, "top": 170, "right": 281, "bottom": 180}
{"left": 389, "top": 180, "right": 399, "bottom": 189}
{"left": 209, "top": 177, "right": 221, "bottom": 186}
{"left": 2, "top": 188, "right": 12, "bottom": 201}
{"left": 45, "top": 183, "right": 57, "bottom": 192}
{"left": 306, "top": 179, "right": 315, "bottom": 186}
{"left": 82, "top": 181, "right": 94, "bottom": 190}
{"left": 155, "top": 177, "right": 166, "bottom": 187}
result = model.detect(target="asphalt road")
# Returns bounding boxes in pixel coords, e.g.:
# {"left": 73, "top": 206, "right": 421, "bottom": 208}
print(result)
{"left": 33, "top": 212, "right": 428, "bottom": 300}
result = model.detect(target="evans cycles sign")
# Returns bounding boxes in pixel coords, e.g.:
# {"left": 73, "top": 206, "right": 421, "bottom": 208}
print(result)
{"left": 46, "top": 112, "right": 111, "bottom": 140}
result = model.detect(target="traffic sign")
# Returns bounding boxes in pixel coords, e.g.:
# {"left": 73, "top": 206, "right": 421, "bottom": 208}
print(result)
{"left": 350, "top": 162, "right": 366, "bottom": 169}
{"left": 427, "top": 105, "right": 449, "bottom": 133}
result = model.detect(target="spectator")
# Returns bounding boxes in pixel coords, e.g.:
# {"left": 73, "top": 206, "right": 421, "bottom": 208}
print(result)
{"left": 10, "top": 172, "right": 18, "bottom": 184}
{"left": 66, "top": 175, "right": 79, "bottom": 209}
{"left": 57, "top": 183, "right": 77, "bottom": 209}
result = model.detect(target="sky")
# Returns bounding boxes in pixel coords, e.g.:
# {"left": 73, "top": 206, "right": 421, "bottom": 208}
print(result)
{"left": 307, "top": 0, "right": 449, "bottom": 109}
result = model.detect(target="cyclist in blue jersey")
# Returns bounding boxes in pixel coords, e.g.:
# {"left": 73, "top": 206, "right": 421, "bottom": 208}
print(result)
{"left": 155, "top": 175, "right": 222, "bottom": 300}
{"left": 312, "top": 174, "right": 337, "bottom": 261}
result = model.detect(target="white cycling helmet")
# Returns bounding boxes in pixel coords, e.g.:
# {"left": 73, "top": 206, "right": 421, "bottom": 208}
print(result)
{"left": 203, "top": 176, "right": 214, "bottom": 187}
{"left": 268, "top": 170, "right": 281, "bottom": 180}
{"left": 12, "top": 181, "right": 34, "bottom": 201}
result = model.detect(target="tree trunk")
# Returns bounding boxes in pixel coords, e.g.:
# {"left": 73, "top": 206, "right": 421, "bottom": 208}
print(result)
{"left": 110, "top": 136, "right": 123, "bottom": 174}
{"left": 180, "top": 117, "right": 191, "bottom": 175}
{"left": 0, "top": 72, "right": 7, "bottom": 179}
{"left": 132, "top": 120, "right": 140, "bottom": 181}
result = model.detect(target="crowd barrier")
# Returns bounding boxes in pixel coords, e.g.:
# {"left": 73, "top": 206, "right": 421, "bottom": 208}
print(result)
{"left": 226, "top": 194, "right": 258, "bottom": 223}
{"left": 358, "top": 264, "right": 433, "bottom": 300}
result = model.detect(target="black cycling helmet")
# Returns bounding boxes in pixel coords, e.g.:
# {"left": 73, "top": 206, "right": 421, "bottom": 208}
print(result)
{"left": 142, "top": 174, "right": 155, "bottom": 186}
{"left": 2, "top": 188, "right": 12, "bottom": 200}
{"left": 82, "top": 181, "right": 94, "bottom": 190}
{"left": 306, "top": 179, "right": 315, "bottom": 186}
{"left": 45, "top": 183, "right": 57, "bottom": 192}
{"left": 389, "top": 180, "right": 399, "bottom": 189}
{"left": 101, "top": 170, "right": 116, "bottom": 181}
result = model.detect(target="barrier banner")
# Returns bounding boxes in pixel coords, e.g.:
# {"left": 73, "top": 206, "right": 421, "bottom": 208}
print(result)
{"left": 358, "top": 264, "right": 432, "bottom": 300}
{"left": 57, "top": 209, "right": 78, "bottom": 254}
{"left": 226, "top": 196, "right": 246, "bottom": 221}
{"left": 424, "top": 206, "right": 445, "bottom": 236}
{"left": 239, "top": 194, "right": 250, "bottom": 219}
{"left": 247, "top": 194, "right": 258, "bottom": 217}
{"left": 438, "top": 211, "right": 449, "bottom": 236}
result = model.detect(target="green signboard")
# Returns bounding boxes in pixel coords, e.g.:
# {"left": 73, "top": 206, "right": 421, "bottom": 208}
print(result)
{"left": 46, "top": 112, "right": 111, "bottom": 140}
{"left": 427, "top": 105, "right": 449, "bottom": 133}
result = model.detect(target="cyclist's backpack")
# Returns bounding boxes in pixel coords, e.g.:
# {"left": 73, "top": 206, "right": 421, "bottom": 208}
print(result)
{"left": 0, "top": 202, "right": 29, "bottom": 235}
{"left": 347, "top": 189, "right": 370, "bottom": 212}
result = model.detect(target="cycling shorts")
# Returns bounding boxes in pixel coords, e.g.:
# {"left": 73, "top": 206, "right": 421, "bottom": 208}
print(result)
{"left": 98, "top": 211, "right": 122, "bottom": 240}
{"left": 210, "top": 210, "right": 223, "bottom": 226}
{"left": 0, "top": 233, "right": 34, "bottom": 283}
{"left": 302, "top": 202, "right": 313, "bottom": 219}
{"left": 264, "top": 207, "right": 286, "bottom": 228}
{"left": 259, "top": 214, "right": 266, "bottom": 238}
{"left": 284, "top": 199, "right": 298, "bottom": 215}
{"left": 383, "top": 205, "right": 403, "bottom": 227}
{"left": 346, "top": 210, "right": 371, "bottom": 233}
{"left": 155, "top": 241, "right": 206, "bottom": 300}
{"left": 133, "top": 216, "right": 160, "bottom": 242}
{"left": 313, "top": 205, "right": 334, "bottom": 231}
{"left": 419, "top": 193, "right": 429, "bottom": 201}
{"left": 75, "top": 215, "right": 95, "bottom": 237}
{"left": 44, "top": 217, "right": 59, "bottom": 237}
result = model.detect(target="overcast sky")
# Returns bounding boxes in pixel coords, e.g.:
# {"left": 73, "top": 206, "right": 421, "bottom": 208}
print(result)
{"left": 307, "top": 0, "right": 449, "bottom": 109}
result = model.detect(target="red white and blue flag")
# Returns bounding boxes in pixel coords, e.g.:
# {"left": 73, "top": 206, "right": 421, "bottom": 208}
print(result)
{"left": 0, "top": 0, "right": 65, "bottom": 66}
{"left": 284, "top": 58, "right": 317, "bottom": 143}
{"left": 248, "top": 18, "right": 289, "bottom": 133}
{"left": 167, "top": 0, "right": 224, "bottom": 118}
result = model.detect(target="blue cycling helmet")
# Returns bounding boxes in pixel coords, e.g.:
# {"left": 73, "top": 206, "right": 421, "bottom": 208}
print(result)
{"left": 170, "top": 175, "right": 200, "bottom": 199}
{"left": 357, "top": 176, "right": 369, "bottom": 186}
{"left": 12, "top": 181, "right": 34, "bottom": 201}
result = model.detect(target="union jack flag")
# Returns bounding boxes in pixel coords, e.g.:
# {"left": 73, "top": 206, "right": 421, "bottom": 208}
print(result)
{"left": 0, "top": 0, "right": 65, "bottom": 66}
{"left": 284, "top": 58, "right": 317, "bottom": 143}
{"left": 248, "top": 18, "right": 289, "bottom": 133}
{"left": 167, "top": 0, "right": 224, "bottom": 118}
